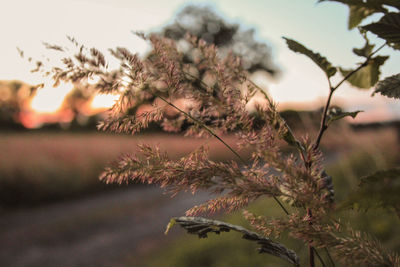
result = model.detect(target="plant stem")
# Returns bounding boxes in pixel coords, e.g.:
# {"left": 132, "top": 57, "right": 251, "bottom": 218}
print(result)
{"left": 325, "top": 247, "right": 336, "bottom": 267}
{"left": 309, "top": 247, "right": 316, "bottom": 267}
{"left": 246, "top": 79, "right": 306, "bottom": 158}
{"left": 308, "top": 42, "right": 387, "bottom": 267}
{"left": 157, "top": 95, "right": 244, "bottom": 163}
{"left": 185, "top": 71, "right": 304, "bottom": 156}
{"left": 332, "top": 42, "right": 386, "bottom": 91}
{"left": 307, "top": 208, "right": 315, "bottom": 267}
{"left": 312, "top": 42, "right": 386, "bottom": 151}
{"left": 161, "top": 76, "right": 336, "bottom": 265}
{"left": 156, "top": 94, "right": 290, "bottom": 215}
{"left": 313, "top": 87, "right": 333, "bottom": 151}
{"left": 315, "top": 249, "right": 327, "bottom": 267}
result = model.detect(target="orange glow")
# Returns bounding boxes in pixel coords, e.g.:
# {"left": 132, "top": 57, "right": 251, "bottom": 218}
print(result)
{"left": 22, "top": 88, "right": 121, "bottom": 128}
{"left": 20, "top": 109, "right": 74, "bottom": 129}
{"left": 24, "top": 82, "right": 118, "bottom": 128}
{"left": 90, "top": 94, "right": 119, "bottom": 111}
{"left": 30, "top": 82, "right": 74, "bottom": 113}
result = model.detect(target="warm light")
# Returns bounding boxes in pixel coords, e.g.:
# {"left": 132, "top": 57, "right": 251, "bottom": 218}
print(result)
{"left": 30, "top": 82, "right": 74, "bottom": 113}
{"left": 90, "top": 94, "right": 120, "bottom": 110}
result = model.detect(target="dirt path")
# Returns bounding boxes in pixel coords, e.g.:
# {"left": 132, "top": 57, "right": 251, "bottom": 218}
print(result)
{"left": 0, "top": 186, "right": 211, "bottom": 267}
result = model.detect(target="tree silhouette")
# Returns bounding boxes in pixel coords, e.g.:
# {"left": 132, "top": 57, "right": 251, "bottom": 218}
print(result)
{"left": 160, "top": 5, "right": 278, "bottom": 75}
{"left": 0, "top": 80, "right": 36, "bottom": 129}
{"left": 60, "top": 84, "right": 96, "bottom": 129}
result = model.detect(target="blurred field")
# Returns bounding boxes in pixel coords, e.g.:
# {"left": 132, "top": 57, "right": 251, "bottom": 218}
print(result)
{"left": 0, "top": 132, "right": 249, "bottom": 209}
{"left": 0, "top": 125, "right": 398, "bottom": 209}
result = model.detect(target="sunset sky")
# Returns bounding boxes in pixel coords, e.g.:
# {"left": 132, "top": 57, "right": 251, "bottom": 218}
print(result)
{"left": 2, "top": 0, "right": 400, "bottom": 124}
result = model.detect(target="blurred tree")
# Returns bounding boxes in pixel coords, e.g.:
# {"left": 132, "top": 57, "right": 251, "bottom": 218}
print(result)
{"left": 23, "top": 5, "right": 279, "bottom": 132}
{"left": 123, "top": 5, "right": 280, "bottom": 132}
{"left": 0, "top": 80, "right": 36, "bottom": 129}
{"left": 160, "top": 5, "right": 279, "bottom": 75}
{"left": 60, "top": 84, "right": 96, "bottom": 129}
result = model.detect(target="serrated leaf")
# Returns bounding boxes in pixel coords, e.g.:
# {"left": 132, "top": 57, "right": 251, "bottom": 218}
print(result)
{"left": 339, "top": 168, "right": 400, "bottom": 217}
{"left": 363, "top": 13, "right": 400, "bottom": 50}
{"left": 373, "top": 74, "right": 400, "bottom": 99}
{"left": 327, "top": 109, "right": 362, "bottom": 126}
{"left": 283, "top": 37, "right": 337, "bottom": 78}
{"left": 340, "top": 55, "right": 389, "bottom": 89}
{"left": 169, "top": 216, "right": 299, "bottom": 266}
{"left": 318, "top": 0, "right": 390, "bottom": 11}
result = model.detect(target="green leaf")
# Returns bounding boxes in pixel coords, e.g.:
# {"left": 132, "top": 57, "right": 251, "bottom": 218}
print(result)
{"left": 283, "top": 37, "right": 337, "bottom": 78}
{"left": 339, "top": 168, "right": 400, "bottom": 216}
{"left": 352, "top": 37, "right": 375, "bottom": 58}
{"left": 373, "top": 73, "right": 400, "bottom": 99}
{"left": 340, "top": 55, "right": 389, "bottom": 89}
{"left": 327, "top": 108, "right": 362, "bottom": 126}
{"left": 348, "top": 5, "right": 376, "bottom": 29}
{"left": 169, "top": 216, "right": 300, "bottom": 266}
{"left": 363, "top": 13, "right": 400, "bottom": 50}
{"left": 318, "top": 0, "right": 390, "bottom": 11}
{"left": 376, "top": 0, "right": 400, "bottom": 10}
{"left": 318, "top": 0, "right": 400, "bottom": 29}
{"left": 318, "top": 0, "right": 388, "bottom": 21}
{"left": 164, "top": 218, "right": 176, "bottom": 234}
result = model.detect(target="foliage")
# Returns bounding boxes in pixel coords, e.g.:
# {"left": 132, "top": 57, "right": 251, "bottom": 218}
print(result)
{"left": 373, "top": 73, "right": 400, "bottom": 99}
{"left": 140, "top": 147, "right": 400, "bottom": 267}
{"left": 283, "top": 38, "right": 337, "bottom": 78}
{"left": 326, "top": 107, "right": 362, "bottom": 126}
{"left": 160, "top": 5, "right": 279, "bottom": 75}
{"left": 29, "top": 1, "right": 400, "bottom": 266}
{"left": 363, "top": 12, "right": 400, "bottom": 50}
{"left": 61, "top": 84, "right": 96, "bottom": 128}
{"left": 166, "top": 216, "right": 299, "bottom": 266}
{"left": 339, "top": 55, "right": 388, "bottom": 89}
{"left": 0, "top": 80, "right": 36, "bottom": 129}
{"left": 340, "top": 168, "right": 400, "bottom": 216}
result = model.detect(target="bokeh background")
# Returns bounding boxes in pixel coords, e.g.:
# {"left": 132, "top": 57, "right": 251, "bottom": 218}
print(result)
{"left": 1, "top": 1, "right": 399, "bottom": 266}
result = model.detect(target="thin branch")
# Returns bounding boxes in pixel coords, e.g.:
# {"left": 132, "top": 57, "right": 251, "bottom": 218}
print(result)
{"left": 157, "top": 94, "right": 245, "bottom": 164}
{"left": 314, "top": 248, "right": 327, "bottom": 267}
{"left": 313, "top": 89, "right": 334, "bottom": 151}
{"left": 156, "top": 94, "right": 290, "bottom": 215}
{"left": 309, "top": 246, "right": 316, "bottom": 267}
{"left": 325, "top": 247, "right": 336, "bottom": 267}
{"left": 309, "top": 43, "right": 387, "bottom": 266}
{"left": 332, "top": 42, "right": 387, "bottom": 91}
{"left": 246, "top": 79, "right": 306, "bottom": 157}
{"left": 247, "top": 71, "right": 336, "bottom": 267}
{"left": 185, "top": 71, "right": 305, "bottom": 156}
{"left": 168, "top": 72, "right": 336, "bottom": 267}
{"left": 274, "top": 195, "right": 289, "bottom": 215}
{"left": 307, "top": 208, "right": 316, "bottom": 267}
{"left": 312, "top": 42, "right": 387, "bottom": 151}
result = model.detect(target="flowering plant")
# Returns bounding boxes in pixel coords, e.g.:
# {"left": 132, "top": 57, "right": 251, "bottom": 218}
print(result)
{"left": 28, "top": 1, "right": 400, "bottom": 266}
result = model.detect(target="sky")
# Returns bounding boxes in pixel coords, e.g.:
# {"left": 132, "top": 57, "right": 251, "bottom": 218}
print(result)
{"left": 2, "top": 0, "right": 400, "bottom": 123}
